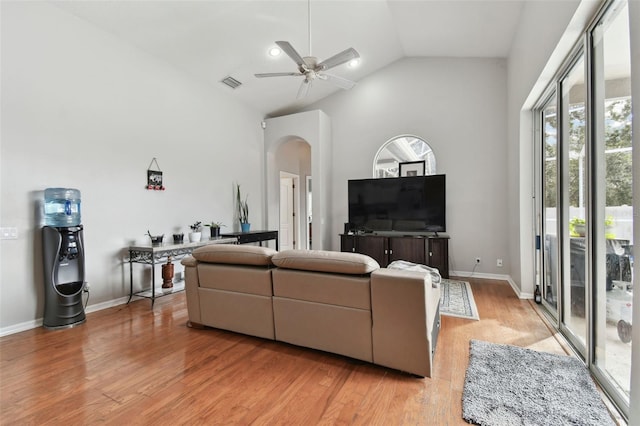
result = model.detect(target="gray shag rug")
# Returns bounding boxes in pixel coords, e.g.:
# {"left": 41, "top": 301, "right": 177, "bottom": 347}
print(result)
{"left": 462, "top": 340, "right": 615, "bottom": 426}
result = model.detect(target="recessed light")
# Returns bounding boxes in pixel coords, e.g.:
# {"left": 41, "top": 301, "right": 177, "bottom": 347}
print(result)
{"left": 269, "top": 47, "right": 282, "bottom": 57}
{"left": 348, "top": 58, "right": 360, "bottom": 68}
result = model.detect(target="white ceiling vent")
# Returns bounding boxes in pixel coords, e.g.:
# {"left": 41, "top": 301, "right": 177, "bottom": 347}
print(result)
{"left": 221, "top": 76, "right": 242, "bottom": 89}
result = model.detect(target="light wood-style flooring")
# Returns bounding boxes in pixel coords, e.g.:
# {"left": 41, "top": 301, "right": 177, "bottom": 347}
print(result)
{"left": 1, "top": 278, "right": 567, "bottom": 425}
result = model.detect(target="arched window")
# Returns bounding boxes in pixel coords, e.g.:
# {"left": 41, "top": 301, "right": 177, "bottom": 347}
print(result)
{"left": 373, "top": 135, "right": 436, "bottom": 178}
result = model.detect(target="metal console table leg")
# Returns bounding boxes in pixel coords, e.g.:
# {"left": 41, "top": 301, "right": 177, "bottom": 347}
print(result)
{"left": 150, "top": 257, "right": 156, "bottom": 307}
{"left": 128, "top": 256, "right": 133, "bottom": 303}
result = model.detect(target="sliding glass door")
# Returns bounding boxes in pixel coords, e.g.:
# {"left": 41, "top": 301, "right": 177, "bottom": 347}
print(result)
{"left": 534, "top": 0, "right": 632, "bottom": 418}
{"left": 591, "top": 0, "right": 633, "bottom": 410}
{"left": 560, "top": 55, "right": 588, "bottom": 352}
{"left": 541, "top": 95, "right": 559, "bottom": 315}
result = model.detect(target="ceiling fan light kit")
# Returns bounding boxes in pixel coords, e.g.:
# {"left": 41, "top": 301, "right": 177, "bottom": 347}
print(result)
{"left": 268, "top": 46, "right": 282, "bottom": 57}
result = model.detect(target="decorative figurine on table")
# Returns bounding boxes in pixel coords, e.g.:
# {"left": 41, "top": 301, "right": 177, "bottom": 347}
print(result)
{"left": 162, "top": 256, "right": 174, "bottom": 288}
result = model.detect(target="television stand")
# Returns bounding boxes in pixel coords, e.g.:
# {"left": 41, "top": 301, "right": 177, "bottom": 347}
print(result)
{"left": 340, "top": 233, "right": 449, "bottom": 278}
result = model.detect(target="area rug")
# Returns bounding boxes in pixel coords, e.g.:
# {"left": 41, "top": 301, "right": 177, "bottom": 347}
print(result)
{"left": 440, "top": 279, "right": 479, "bottom": 320}
{"left": 462, "top": 340, "right": 615, "bottom": 426}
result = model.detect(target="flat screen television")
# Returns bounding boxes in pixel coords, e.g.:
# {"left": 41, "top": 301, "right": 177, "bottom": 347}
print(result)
{"left": 348, "top": 174, "right": 446, "bottom": 233}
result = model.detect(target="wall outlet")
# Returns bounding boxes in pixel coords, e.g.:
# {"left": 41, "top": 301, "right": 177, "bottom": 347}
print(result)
{"left": 0, "top": 227, "right": 18, "bottom": 240}
{"left": 475, "top": 257, "right": 481, "bottom": 264}
{"left": 497, "top": 258, "right": 503, "bottom": 267}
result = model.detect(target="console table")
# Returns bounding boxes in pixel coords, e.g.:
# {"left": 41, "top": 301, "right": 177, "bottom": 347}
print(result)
{"left": 220, "top": 230, "right": 279, "bottom": 250}
{"left": 128, "top": 237, "right": 236, "bottom": 306}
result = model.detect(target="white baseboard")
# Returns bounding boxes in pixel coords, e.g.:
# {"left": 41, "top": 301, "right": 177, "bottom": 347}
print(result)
{"left": 0, "top": 296, "right": 131, "bottom": 337}
{"left": 84, "top": 296, "right": 130, "bottom": 314}
{"left": 0, "top": 319, "right": 44, "bottom": 337}
{"left": 449, "top": 271, "right": 532, "bottom": 300}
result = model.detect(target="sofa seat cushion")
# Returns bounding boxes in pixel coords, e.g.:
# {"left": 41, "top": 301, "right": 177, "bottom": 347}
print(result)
{"left": 192, "top": 244, "right": 276, "bottom": 266}
{"left": 272, "top": 268, "right": 371, "bottom": 310}
{"left": 273, "top": 297, "right": 373, "bottom": 362}
{"left": 199, "top": 288, "right": 274, "bottom": 340}
{"left": 272, "top": 249, "right": 379, "bottom": 275}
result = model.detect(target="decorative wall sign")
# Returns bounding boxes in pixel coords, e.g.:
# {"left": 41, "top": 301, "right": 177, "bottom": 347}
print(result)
{"left": 146, "top": 158, "right": 165, "bottom": 190}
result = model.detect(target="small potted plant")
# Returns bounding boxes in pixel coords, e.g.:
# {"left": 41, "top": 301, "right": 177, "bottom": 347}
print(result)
{"left": 605, "top": 215, "right": 616, "bottom": 239}
{"left": 569, "top": 217, "right": 586, "bottom": 237}
{"left": 189, "top": 221, "right": 202, "bottom": 242}
{"left": 146, "top": 230, "right": 164, "bottom": 246}
{"left": 236, "top": 184, "right": 250, "bottom": 232}
{"left": 172, "top": 226, "right": 184, "bottom": 244}
{"left": 204, "top": 221, "right": 225, "bottom": 239}
{"left": 172, "top": 232, "right": 184, "bottom": 244}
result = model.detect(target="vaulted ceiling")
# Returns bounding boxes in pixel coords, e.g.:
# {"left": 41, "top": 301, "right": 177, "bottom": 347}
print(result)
{"left": 52, "top": 0, "right": 526, "bottom": 116}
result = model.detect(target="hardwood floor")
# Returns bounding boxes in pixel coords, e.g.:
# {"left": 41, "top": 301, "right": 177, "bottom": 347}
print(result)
{"left": 0, "top": 278, "right": 567, "bottom": 425}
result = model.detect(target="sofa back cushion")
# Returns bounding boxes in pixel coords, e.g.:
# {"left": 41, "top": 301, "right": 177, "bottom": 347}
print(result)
{"left": 192, "top": 244, "right": 276, "bottom": 266}
{"left": 272, "top": 250, "right": 379, "bottom": 275}
{"left": 198, "top": 264, "right": 273, "bottom": 296}
{"left": 272, "top": 268, "right": 371, "bottom": 310}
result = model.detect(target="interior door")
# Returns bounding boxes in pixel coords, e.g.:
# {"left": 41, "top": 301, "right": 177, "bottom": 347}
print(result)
{"left": 279, "top": 176, "right": 295, "bottom": 250}
{"left": 306, "top": 176, "right": 312, "bottom": 249}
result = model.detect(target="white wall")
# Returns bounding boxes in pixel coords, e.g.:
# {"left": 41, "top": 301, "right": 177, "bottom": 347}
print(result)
{"left": 0, "top": 2, "right": 264, "bottom": 333}
{"left": 309, "top": 57, "right": 510, "bottom": 277}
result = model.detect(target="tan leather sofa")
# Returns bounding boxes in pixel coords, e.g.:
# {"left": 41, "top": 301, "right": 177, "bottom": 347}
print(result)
{"left": 181, "top": 245, "right": 441, "bottom": 377}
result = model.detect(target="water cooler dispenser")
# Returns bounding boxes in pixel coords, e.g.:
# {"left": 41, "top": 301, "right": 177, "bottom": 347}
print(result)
{"left": 42, "top": 188, "right": 86, "bottom": 329}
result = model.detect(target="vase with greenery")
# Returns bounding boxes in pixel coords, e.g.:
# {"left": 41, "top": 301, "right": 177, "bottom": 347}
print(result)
{"left": 189, "top": 221, "right": 202, "bottom": 242}
{"left": 204, "top": 221, "right": 225, "bottom": 238}
{"left": 236, "top": 184, "right": 250, "bottom": 232}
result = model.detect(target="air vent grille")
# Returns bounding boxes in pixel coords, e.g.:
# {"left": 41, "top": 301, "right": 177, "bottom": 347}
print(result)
{"left": 221, "top": 76, "right": 242, "bottom": 89}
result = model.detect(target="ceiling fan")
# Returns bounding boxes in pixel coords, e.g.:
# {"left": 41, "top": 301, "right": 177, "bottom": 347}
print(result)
{"left": 254, "top": 1, "right": 360, "bottom": 99}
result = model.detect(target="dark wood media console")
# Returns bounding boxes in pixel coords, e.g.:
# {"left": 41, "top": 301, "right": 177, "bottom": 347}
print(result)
{"left": 340, "top": 234, "right": 449, "bottom": 278}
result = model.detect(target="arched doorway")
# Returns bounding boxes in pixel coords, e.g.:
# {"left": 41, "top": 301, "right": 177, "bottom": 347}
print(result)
{"left": 263, "top": 110, "right": 332, "bottom": 250}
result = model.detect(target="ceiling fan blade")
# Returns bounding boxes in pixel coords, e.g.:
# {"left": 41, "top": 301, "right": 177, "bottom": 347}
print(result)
{"left": 317, "top": 47, "right": 360, "bottom": 71}
{"left": 297, "top": 79, "right": 312, "bottom": 99}
{"left": 320, "top": 73, "right": 357, "bottom": 90}
{"left": 276, "top": 41, "right": 306, "bottom": 68}
{"left": 255, "top": 72, "right": 302, "bottom": 78}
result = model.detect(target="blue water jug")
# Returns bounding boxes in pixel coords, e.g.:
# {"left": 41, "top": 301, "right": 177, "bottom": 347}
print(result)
{"left": 44, "top": 188, "right": 81, "bottom": 227}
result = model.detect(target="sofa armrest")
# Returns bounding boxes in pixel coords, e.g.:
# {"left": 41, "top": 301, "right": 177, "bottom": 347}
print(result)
{"left": 181, "top": 256, "right": 201, "bottom": 325}
{"left": 181, "top": 256, "right": 198, "bottom": 267}
{"left": 370, "top": 268, "right": 439, "bottom": 377}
